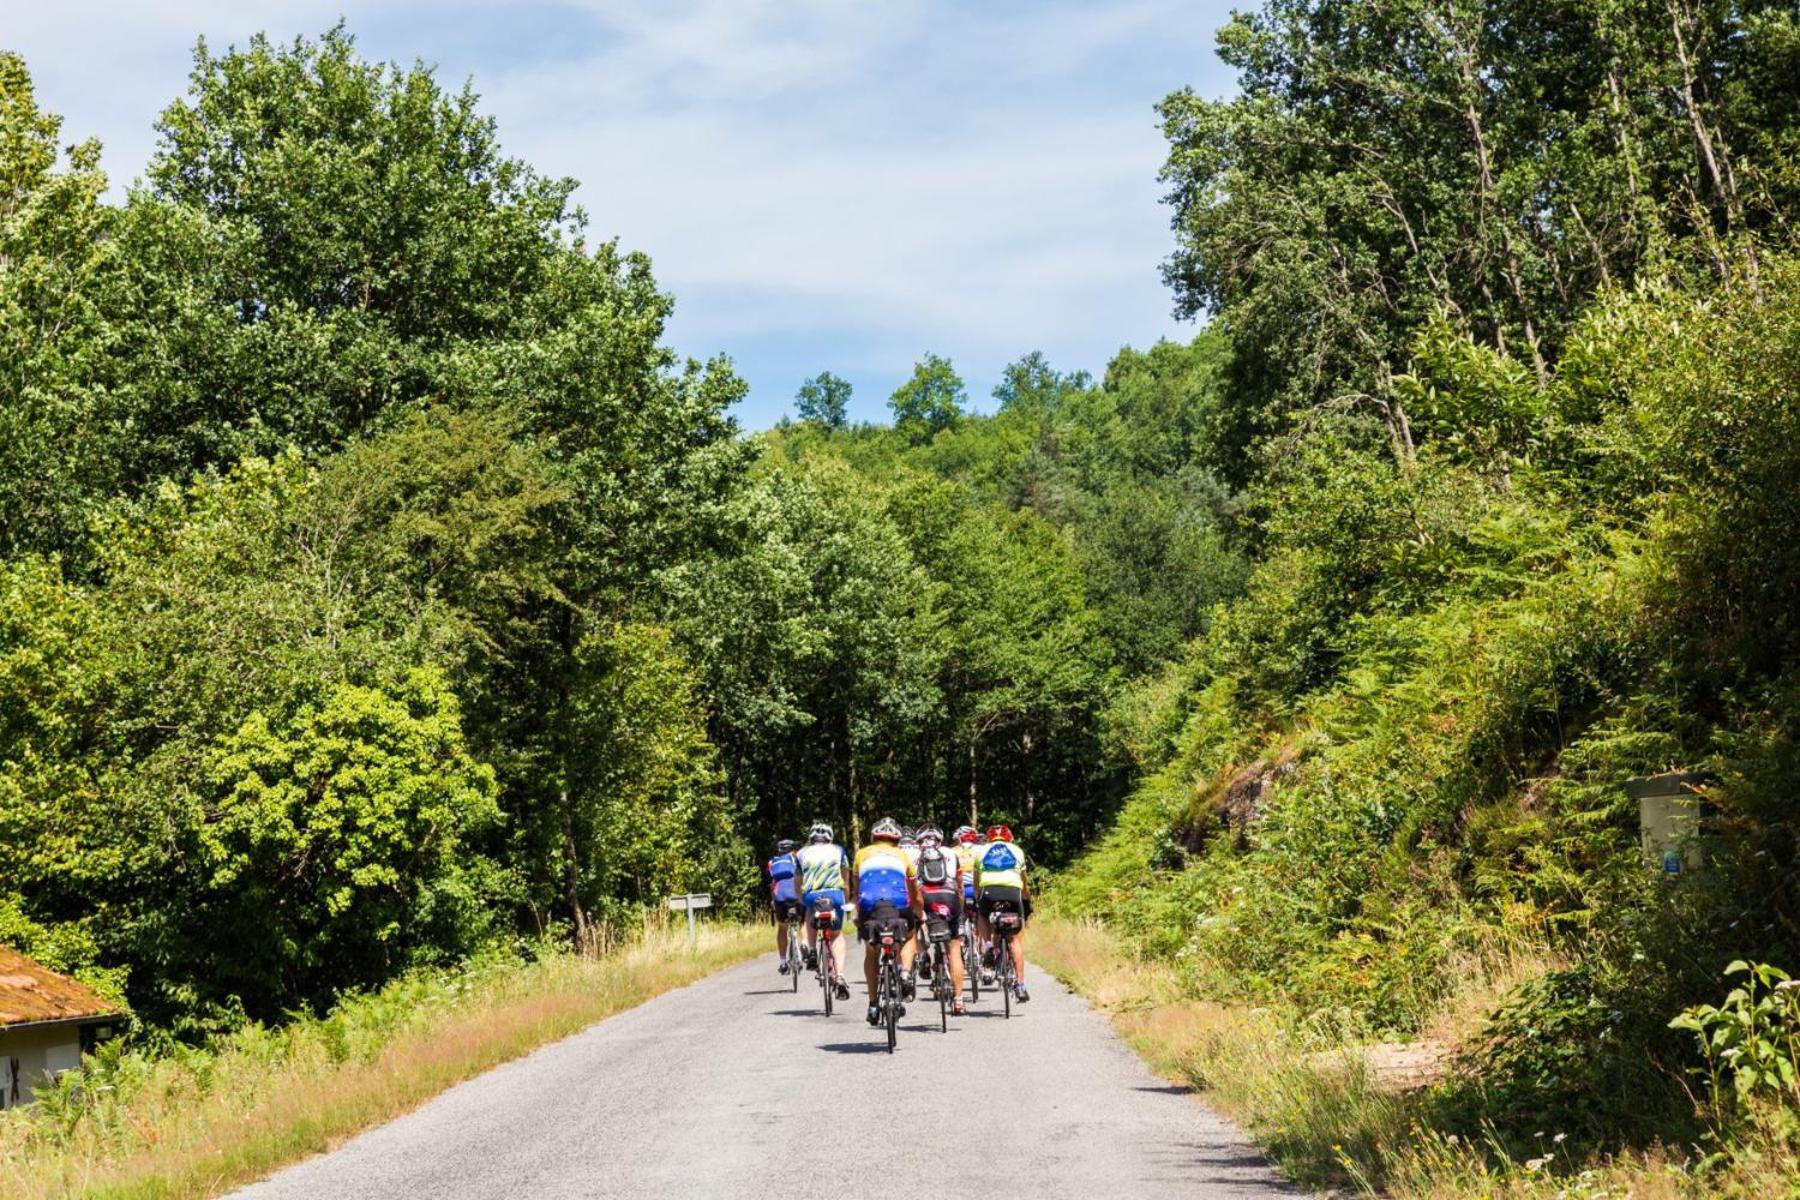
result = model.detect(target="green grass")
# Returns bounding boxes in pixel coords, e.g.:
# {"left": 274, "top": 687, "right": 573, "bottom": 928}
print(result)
{"left": 1035, "top": 915, "right": 1800, "bottom": 1200}
{"left": 0, "top": 924, "right": 762, "bottom": 1200}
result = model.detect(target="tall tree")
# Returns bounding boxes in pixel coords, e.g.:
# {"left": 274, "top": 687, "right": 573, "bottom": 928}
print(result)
{"left": 889, "top": 353, "right": 965, "bottom": 444}
{"left": 794, "top": 371, "right": 852, "bottom": 429}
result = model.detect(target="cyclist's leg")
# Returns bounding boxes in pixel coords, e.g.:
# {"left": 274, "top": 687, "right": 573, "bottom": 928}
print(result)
{"left": 775, "top": 899, "right": 791, "bottom": 958}
{"left": 946, "top": 894, "right": 967, "bottom": 995}
{"left": 859, "top": 913, "right": 882, "bottom": 999}
{"left": 899, "top": 907, "right": 919, "bottom": 972}
{"left": 819, "top": 889, "right": 849, "bottom": 989}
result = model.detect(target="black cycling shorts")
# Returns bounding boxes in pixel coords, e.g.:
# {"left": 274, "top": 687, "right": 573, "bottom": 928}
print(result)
{"left": 857, "top": 901, "right": 916, "bottom": 944}
{"left": 773, "top": 897, "right": 804, "bottom": 922}
{"left": 978, "top": 886, "right": 1032, "bottom": 924}
{"left": 919, "top": 888, "right": 963, "bottom": 940}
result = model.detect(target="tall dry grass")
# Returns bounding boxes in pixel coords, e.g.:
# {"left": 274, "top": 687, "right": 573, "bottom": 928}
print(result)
{"left": 0, "top": 924, "right": 762, "bottom": 1200}
{"left": 1035, "top": 915, "right": 1795, "bottom": 1199}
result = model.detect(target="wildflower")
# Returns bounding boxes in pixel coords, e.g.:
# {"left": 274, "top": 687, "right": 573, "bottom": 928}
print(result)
{"left": 1553, "top": 1132, "right": 1567, "bottom": 1144}
{"left": 1524, "top": 1155, "right": 1550, "bottom": 1172}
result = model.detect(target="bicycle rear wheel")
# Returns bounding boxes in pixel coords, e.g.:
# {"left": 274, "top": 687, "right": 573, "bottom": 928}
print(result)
{"left": 789, "top": 923, "right": 801, "bottom": 992}
{"left": 885, "top": 960, "right": 899, "bottom": 1053}
{"left": 821, "top": 935, "right": 834, "bottom": 1017}
{"left": 1000, "top": 935, "right": 1013, "bottom": 1020}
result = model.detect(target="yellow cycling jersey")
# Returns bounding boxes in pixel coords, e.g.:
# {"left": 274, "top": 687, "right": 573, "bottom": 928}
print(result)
{"left": 975, "top": 840, "right": 1027, "bottom": 891}
{"left": 853, "top": 843, "right": 915, "bottom": 908}
{"left": 953, "top": 843, "right": 980, "bottom": 887}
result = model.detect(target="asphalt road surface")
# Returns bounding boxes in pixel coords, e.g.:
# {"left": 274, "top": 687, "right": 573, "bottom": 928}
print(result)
{"left": 231, "top": 953, "right": 1299, "bottom": 1199}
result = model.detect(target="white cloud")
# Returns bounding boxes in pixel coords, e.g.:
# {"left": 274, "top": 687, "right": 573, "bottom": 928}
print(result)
{"left": 10, "top": 0, "right": 1238, "bottom": 422}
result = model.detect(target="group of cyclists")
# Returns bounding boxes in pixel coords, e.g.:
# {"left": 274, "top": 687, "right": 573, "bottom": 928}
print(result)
{"left": 765, "top": 818, "right": 1032, "bottom": 1028}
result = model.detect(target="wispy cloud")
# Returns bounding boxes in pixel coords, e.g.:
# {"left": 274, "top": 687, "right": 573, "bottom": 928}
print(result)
{"left": 11, "top": 1, "right": 1238, "bottom": 424}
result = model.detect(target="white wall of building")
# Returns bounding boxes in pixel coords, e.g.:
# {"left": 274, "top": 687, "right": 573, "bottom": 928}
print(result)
{"left": 0, "top": 1023, "right": 83, "bottom": 1108}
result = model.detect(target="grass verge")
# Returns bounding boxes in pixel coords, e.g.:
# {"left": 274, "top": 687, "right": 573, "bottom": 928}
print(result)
{"left": 0, "top": 924, "right": 762, "bottom": 1200}
{"left": 1034, "top": 915, "right": 1797, "bottom": 1199}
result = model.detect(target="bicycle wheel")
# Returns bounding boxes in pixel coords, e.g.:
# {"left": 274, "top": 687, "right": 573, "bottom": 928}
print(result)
{"left": 885, "top": 959, "right": 899, "bottom": 1053}
{"left": 1000, "top": 934, "right": 1013, "bottom": 1020}
{"left": 965, "top": 935, "right": 980, "bottom": 1003}
{"left": 821, "top": 935, "right": 834, "bottom": 1017}
{"left": 937, "top": 954, "right": 948, "bottom": 1032}
{"left": 789, "top": 923, "right": 801, "bottom": 992}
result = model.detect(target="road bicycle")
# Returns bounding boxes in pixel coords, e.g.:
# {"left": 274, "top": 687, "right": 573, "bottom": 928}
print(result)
{"left": 961, "top": 904, "right": 982, "bottom": 1003}
{"left": 811, "top": 897, "right": 841, "bottom": 1017}
{"left": 990, "top": 903, "right": 1023, "bottom": 1020}
{"left": 871, "top": 909, "right": 907, "bottom": 1053}
{"left": 784, "top": 909, "right": 803, "bottom": 993}
{"left": 924, "top": 918, "right": 954, "bottom": 1031}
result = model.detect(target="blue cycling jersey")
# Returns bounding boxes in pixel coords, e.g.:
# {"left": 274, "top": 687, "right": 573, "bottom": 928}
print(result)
{"left": 767, "top": 852, "right": 799, "bottom": 903}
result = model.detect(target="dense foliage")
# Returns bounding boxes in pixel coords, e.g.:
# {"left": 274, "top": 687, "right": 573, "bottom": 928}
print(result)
{"left": 8, "top": 7, "right": 1800, "bottom": 1177}
{"left": 1056, "top": 0, "right": 1800, "bottom": 1168}
{"left": 0, "top": 31, "right": 1230, "bottom": 1030}
{"left": 0, "top": 34, "right": 751, "bottom": 1026}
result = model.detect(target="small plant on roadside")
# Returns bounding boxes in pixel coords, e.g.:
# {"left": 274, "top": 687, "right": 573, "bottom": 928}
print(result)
{"left": 1670, "top": 961, "right": 1800, "bottom": 1140}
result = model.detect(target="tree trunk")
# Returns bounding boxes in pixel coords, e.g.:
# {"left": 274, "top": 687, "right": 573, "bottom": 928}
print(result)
{"left": 560, "top": 789, "right": 592, "bottom": 955}
{"left": 968, "top": 738, "right": 978, "bottom": 829}
{"left": 1022, "top": 730, "right": 1034, "bottom": 820}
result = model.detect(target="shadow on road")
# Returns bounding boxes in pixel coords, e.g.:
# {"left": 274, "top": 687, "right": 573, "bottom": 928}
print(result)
{"left": 816, "top": 1041, "right": 895, "bottom": 1055}
{"left": 1136, "top": 1083, "right": 1196, "bottom": 1095}
{"left": 741, "top": 988, "right": 791, "bottom": 996}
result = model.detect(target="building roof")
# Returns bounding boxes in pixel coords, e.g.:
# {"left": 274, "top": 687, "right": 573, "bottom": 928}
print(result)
{"left": 0, "top": 947, "right": 119, "bottom": 1028}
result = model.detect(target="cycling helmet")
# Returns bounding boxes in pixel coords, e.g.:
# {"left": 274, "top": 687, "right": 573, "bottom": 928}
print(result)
{"left": 954, "top": 825, "right": 978, "bottom": 844}
{"left": 899, "top": 833, "right": 918, "bottom": 848}
{"left": 918, "top": 824, "right": 944, "bottom": 845}
{"left": 807, "top": 822, "right": 833, "bottom": 843}
{"left": 871, "top": 817, "right": 902, "bottom": 841}
{"left": 775, "top": 838, "right": 797, "bottom": 854}
{"left": 986, "top": 824, "right": 1014, "bottom": 843}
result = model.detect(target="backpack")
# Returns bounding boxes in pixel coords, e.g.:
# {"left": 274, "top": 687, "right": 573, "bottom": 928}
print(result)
{"left": 918, "top": 844, "right": 952, "bottom": 888}
{"left": 982, "top": 842, "right": 1020, "bottom": 872}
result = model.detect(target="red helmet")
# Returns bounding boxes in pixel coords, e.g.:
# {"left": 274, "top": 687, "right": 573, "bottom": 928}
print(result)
{"left": 985, "top": 824, "right": 1013, "bottom": 843}
{"left": 954, "top": 825, "right": 978, "bottom": 844}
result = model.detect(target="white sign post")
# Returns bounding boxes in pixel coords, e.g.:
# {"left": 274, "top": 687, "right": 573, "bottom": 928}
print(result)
{"left": 665, "top": 893, "right": 713, "bottom": 945}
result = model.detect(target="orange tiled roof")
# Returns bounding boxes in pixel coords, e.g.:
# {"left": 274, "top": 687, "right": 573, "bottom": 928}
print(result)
{"left": 0, "top": 946, "right": 119, "bottom": 1027}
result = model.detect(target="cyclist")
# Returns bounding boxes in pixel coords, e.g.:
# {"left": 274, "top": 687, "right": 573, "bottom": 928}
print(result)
{"left": 897, "top": 828, "right": 924, "bottom": 971}
{"left": 915, "top": 824, "right": 968, "bottom": 1015}
{"left": 952, "top": 825, "right": 985, "bottom": 979}
{"left": 796, "top": 823, "right": 853, "bottom": 1000}
{"left": 766, "top": 838, "right": 803, "bottom": 973}
{"left": 850, "top": 817, "right": 921, "bottom": 1026}
{"left": 975, "top": 823, "right": 1032, "bottom": 1003}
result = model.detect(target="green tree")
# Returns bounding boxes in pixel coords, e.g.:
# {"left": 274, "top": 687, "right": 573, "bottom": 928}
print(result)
{"left": 1159, "top": 0, "right": 1800, "bottom": 483}
{"left": 794, "top": 371, "right": 851, "bottom": 429}
{"left": 196, "top": 668, "right": 500, "bottom": 1017}
{"left": 889, "top": 353, "right": 965, "bottom": 444}
{"left": 0, "top": 54, "right": 114, "bottom": 559}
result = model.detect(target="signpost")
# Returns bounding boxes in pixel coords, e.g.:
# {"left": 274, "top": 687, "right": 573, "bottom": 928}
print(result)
{"left": 665, "top": 893, "right": 713, "bottom": 945}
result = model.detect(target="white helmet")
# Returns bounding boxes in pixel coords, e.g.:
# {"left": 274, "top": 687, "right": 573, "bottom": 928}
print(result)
{"left": 808, "top": 822, "right": 833, "bottom": 843}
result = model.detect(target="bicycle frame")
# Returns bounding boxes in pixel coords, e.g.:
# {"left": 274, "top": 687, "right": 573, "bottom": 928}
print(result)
{"left": 812, "top": 900, "right": 840, "bottom": 1017}
{"left": 786, "top": 914, "right": 803, "bottom": 992}
{"left": 876, "top": 931, "right": 903, "bottom": 1052}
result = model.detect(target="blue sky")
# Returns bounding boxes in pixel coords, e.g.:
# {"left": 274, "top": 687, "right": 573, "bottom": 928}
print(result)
{"left": 11, "top": 1, "right": 1239, "bottom": 428}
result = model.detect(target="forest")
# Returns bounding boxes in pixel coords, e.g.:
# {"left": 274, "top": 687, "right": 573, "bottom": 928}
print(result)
{"left": 4, "top": 0, "right": 1800, "bottom": 1184}
{"left": 0, "top": 29, "right": 1238, "bottom": 1033}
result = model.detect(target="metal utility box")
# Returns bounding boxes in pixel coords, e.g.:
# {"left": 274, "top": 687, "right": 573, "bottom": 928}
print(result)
{"left": 1626, "top": 771, "right": 1713, "bottom": 878}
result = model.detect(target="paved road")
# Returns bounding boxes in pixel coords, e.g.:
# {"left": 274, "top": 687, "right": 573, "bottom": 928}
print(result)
{"left": 231, "top": 953, "right": 1298, "bottom": 1199}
